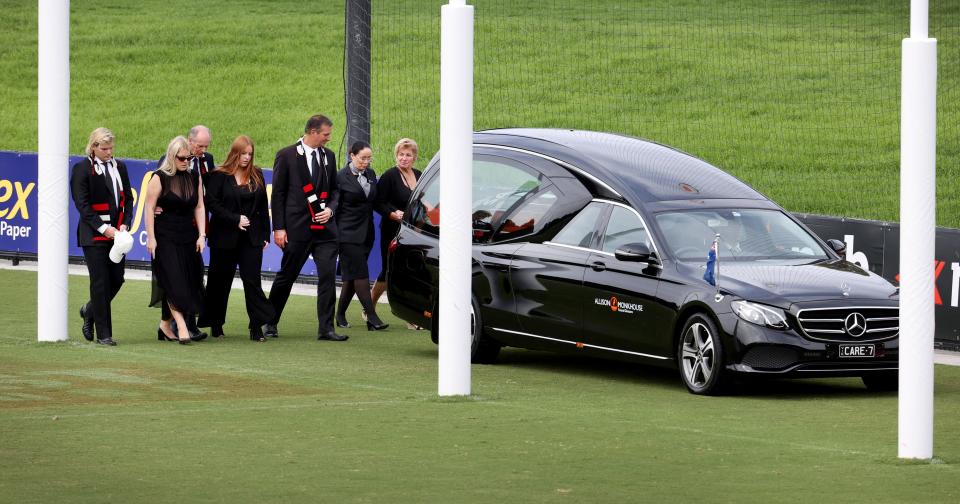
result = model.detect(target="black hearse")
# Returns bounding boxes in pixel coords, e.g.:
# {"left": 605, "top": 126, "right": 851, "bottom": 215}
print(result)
{"left": 386, "top": 129, "right": 899, "bottom": 394}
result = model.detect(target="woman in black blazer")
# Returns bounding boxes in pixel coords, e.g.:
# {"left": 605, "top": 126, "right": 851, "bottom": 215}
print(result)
{"left": 197, "top": 135, "right": 275, "bottom": 341}
{"left": 69, "top": 127, "right": 134, "bottom": 346}
{"left": 334, "top": 141, "right": 388, "bottom": 331}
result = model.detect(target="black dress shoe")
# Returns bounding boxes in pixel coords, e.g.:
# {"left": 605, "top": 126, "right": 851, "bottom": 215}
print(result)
{"left": 335, "top": 315, "right": 351, "bottom": 328}
{"left": 250, "top": 326, "right": 266, "bottom": 342}
{"left": 190, "top": 330, "right": 208, "bottom": 342}
{"left": 157, "top": 328, "right": 177, "bottom": 342}
{"left": 317, "top": 332, "right": 349, "bottom": 341}
{"left": 95, "top": 337, "right": 117, "bottom": 346}
{"left": 211, "top": 325, "right": 224, "bottom": 338}
{"left": 264, "top": 324, "right": 278, "bottom": 338}
{"left": 79, "top": 305, "right": 94, "bottom": 342}
{"left": 366, "top": 321, "right": 389, "bottom": 331}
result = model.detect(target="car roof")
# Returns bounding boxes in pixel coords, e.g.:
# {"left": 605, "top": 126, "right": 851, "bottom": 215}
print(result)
{"left": 475, "top": 128, "right": 768, "bottom": 205}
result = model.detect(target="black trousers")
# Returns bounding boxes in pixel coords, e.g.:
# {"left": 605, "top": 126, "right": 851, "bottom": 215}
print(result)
{"left": 199, "top": 244, "right": 275, "bottom": 330}
{"left": 82, "top": 245, "right": 125, "bottom": 340}
{"left": 268, "top": 239, "right": 338, "bottom": 335}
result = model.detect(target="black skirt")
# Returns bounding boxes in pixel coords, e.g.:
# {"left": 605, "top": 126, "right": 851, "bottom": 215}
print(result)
{"left": 339, "top": 242, "right": 371, "bottom": 281}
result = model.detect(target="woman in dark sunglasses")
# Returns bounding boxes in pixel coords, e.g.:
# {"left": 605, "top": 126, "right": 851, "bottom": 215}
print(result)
{"left": 144, "top": 136, "right": 207, "bottom": 344}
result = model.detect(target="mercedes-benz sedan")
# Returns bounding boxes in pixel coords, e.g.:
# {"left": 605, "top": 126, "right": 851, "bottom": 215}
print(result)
{"left": 387, "top": 129, "right": 899, "bottom": 395}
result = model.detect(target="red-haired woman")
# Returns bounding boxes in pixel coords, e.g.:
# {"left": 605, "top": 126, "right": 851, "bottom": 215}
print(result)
{"left": 198, "top": 135, "right": 275, "bottom": 341}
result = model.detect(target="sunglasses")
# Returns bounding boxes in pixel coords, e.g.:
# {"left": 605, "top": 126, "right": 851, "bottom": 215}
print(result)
{"left": 175, "top": 155, "right": 190, "bottom": 162}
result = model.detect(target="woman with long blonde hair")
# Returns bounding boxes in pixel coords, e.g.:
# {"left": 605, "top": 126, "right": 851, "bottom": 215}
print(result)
{"left": 197, "top": 135, "right": 274, "bottom": 341}
{"left": 145, "top": 136, "right": 207, "bottom": 344}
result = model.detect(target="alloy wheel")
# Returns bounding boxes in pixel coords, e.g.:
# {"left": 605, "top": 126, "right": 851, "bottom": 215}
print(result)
{"left": 681, "top": 321, "right": 716, "bottom": 389}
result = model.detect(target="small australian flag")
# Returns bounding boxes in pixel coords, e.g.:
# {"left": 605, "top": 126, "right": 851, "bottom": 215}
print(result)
{"left": 703, "top": 241, "right": 717, "bottom": 286}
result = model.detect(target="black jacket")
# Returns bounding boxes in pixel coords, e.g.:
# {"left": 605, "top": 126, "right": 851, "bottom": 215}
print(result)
{"left": 270, "top": 142, "right": 339, "bottom": 242}
{"left": 203, "top": 170, "right": 271, "bottom": 248}
{"left": 335, "top": 165, "right": 378, "bottom": 246}
{"left": 70, "top": 157, "right": 134, "bottom": 247}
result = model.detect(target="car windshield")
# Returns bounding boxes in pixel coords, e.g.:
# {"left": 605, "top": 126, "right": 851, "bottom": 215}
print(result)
{"left": 654, "top": 209, "right": 828, "bottom": 261}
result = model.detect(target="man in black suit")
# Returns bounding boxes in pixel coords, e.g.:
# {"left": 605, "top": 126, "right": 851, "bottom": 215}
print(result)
{"left": 156, "top": 124, "right": 213, "bottom": 340}
{"left": 266, "top": 114, "right": 346, "bottom": 341}
{"left": 70, "top": 127, "right": 134, "bottom": 346}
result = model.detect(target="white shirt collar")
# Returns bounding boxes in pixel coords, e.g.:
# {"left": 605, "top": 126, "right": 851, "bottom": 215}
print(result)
{"left": 300, "top": 137, "right": 317, "bottom": 158}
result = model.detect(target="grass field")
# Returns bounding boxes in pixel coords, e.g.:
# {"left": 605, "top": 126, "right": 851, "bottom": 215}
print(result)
{"left": 1, "top": 0, "right": 959, "bottom": 226}
{"left": 1, "top": 267, "right": 959, "bottom": 502}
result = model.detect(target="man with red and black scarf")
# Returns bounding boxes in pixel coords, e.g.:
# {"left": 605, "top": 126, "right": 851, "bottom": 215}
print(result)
{"left": 266, "top": 114, "right": 345, "bottom": 341}
{"left": 70, "top": 127, "right": 133, "bottom": 346}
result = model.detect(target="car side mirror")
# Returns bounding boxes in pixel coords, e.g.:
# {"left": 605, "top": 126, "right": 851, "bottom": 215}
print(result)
{"left": 615, "top": 242, "right": 660, "bottom": 267}
{"left": 826, "top": 239, "right": 846, "bottom": 257}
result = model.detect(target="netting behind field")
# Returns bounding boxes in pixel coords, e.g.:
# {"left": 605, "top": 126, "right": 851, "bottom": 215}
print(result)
{"left": 369, "top": 0, "right": 959, "bottom": 224}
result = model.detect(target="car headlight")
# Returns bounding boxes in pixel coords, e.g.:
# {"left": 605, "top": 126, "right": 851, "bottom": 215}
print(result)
{"left": 731, "top": 300, "right": 788, "bottom": 330}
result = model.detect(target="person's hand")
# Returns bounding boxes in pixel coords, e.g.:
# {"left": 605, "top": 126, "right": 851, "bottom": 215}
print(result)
{"left": 391, "top": 210, "right": 404, "bottom": 222}
{"left": 104, "top": 226, "right": 117, "bottom": 239}
{"left": 274, "top": 230, "right": 288, "bottom": 249}
{"left": 316, "top": 208, "right": 333, "bottom": 224}
{"left": 238, "top": 215, "right": 250, "bottom": 231}
{"left": 154, "top": 206, "right": 164, "bottom": 216}
{"left": 118, "top": 224, "right": 128, "bottom": 233}
{"left": 147, "top": 237, "right": 157, "bottom": 258}
{"left": 196, "top": 235, "right": 206, "bottom": 253}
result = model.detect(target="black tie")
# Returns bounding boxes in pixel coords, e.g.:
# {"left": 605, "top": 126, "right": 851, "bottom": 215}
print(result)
{"left": 103, "top": 163, "right": 116, "bottom": 203}
{"left": 311, "top": 150, "right": 322, "bottom": 187}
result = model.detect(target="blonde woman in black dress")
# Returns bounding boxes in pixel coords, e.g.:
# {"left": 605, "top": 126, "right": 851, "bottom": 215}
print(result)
{"left": 145, "top": 136, "right": 207, "bottom": 344}
{"left": 372, "top": 138, "right": 422, "bottom": 315}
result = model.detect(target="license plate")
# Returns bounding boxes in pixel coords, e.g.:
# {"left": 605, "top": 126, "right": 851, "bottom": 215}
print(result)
{"left": 838, "top": 344, "right": 875, "bottom": 358}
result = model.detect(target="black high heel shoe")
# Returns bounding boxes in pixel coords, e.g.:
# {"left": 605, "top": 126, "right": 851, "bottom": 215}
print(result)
{"left": 157, "top": 328, "right": 177, "bottom": 342}
{"left": 366, "top": 321, "right": 389, "bottom": 331}
{"left": 335, "top": 315, "right": 351, "bottom": 328}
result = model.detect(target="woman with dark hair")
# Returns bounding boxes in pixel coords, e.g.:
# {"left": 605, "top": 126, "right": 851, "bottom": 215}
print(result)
{"left": 372, "top": 138, "right": 422, "bottom": 326}
{"left": 145, "top": 136, "right": 206, "bottom": 344}
{"left": 198, "top": 135, "right": 275, "bottom": 341}
{"left": 334, "top": 141, "right": 388, "bottom": 331}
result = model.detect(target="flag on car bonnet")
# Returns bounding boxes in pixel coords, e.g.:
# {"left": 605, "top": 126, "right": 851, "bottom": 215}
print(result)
{"left": 703, "top": 239, "right": 717, "bottom": 286}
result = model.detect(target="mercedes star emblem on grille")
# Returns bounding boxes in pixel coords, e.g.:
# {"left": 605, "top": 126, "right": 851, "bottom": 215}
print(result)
{"left": 844, "top": 312, "right": 867, "bottom": 337}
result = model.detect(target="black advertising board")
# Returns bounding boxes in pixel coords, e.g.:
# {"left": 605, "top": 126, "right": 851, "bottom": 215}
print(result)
{"left": 795, "top": 213, "right": 960, "bottom": 350}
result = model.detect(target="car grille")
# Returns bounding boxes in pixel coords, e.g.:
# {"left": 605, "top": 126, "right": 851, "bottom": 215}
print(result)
{"left": 740, "top": 345, "right": 800, "bottom": 370}
{"left": 795, "top": 306, "right": 899, "bottom": 343}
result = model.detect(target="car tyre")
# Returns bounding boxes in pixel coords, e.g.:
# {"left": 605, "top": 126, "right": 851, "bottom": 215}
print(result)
{"left": 429, "top": 297, "right": 501, "bottom": 364}
{"left": 677, "top": 313, "right": 729, "bottom": 395}
{"left": 861, "top": 371, "right": 898, "bottom": 392}
{"left": 469, "top": 297, "right": 501, "bottom": 364}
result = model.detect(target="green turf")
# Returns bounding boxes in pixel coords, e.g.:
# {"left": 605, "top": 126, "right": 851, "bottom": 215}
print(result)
{"left": 1, "top": 1, "right": 958, "bottom": 227}
{"left": 1, "top": 267, "right": 959, "bottom": 502}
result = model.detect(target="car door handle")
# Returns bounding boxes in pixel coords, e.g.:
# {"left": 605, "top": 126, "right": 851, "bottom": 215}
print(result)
{"left": 591, "top": 261, "right": 606, "bottom": 272}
